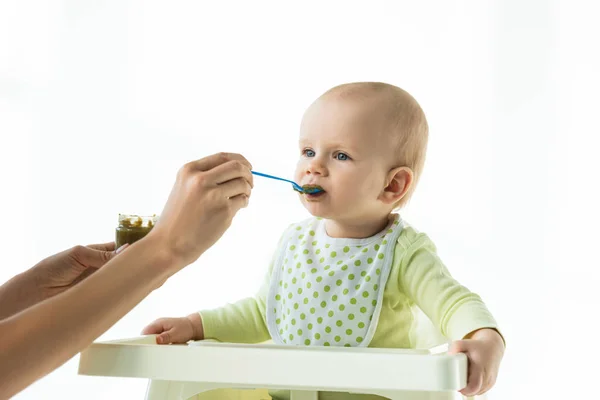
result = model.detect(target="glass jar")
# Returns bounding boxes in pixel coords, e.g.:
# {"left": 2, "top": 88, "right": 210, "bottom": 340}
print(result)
{"left": 115, "top": 214, "right": 158, "bottom": 248}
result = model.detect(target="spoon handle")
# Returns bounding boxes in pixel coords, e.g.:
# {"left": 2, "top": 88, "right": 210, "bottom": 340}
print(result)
{"left": 251, "top": 171, "right": 303, "bottom": 191}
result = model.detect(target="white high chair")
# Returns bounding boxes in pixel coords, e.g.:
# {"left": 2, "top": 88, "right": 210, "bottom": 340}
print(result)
{"left": 78, "top": 336, "right": 485, "bottom": 400}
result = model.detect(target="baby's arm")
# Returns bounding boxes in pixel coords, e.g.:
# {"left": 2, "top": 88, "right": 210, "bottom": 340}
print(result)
{"left": 397, "top": 235, "right": 505, "bottom": 396}
{"left": 196, "top": 268, "right": 272, "bottom": 343}
{"left": 144, "top": 226, "right": 291, "bottom": 344}
{"left": 142, "top": 264, "right": 273, "bottom": 345}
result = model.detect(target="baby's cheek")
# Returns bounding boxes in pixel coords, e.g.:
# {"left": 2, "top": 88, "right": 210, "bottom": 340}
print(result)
{"left": 293, "top": 165, "right": 304, "bottom": 183}
{"left": 334, "top": 186, "right": 364, "bottom": 208}
{"left": 352, "top": 179, "right": 378, "bottom": 197}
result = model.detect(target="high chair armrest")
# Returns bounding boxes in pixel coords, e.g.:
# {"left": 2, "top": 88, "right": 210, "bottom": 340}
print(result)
{"left": 79, "top": 337, "right": 467, "bottom": 394}
{"left": 86, "top": 335, "right": 159, "bottom": 345}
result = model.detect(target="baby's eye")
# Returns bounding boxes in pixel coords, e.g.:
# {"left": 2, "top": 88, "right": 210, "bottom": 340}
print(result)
{"left": 335, "top": 152, "right": 350, "bottom": 161}
{"left": 303, "top": 149, "right": 316, "bottom": 157}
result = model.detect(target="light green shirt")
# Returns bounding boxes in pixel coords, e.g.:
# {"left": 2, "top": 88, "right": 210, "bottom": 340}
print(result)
{"left": 199, "top": 220, "right": 500, "bottom": 399}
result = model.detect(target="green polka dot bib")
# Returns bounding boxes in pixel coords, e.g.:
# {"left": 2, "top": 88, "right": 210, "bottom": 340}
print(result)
{"left": 267, "top": 214, "right": 403, "bottom": 347}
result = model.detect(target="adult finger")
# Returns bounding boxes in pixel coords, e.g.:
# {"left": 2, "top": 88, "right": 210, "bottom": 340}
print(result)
{"left": 229, "top": 194, "right": 250, "bottom": 211}
{"left": 186, "top": 152, "right": 252, "bottom": 173}
{"left": 70, "top": 245, "right": 116, "bottom": 269}
{"left": 220, "top": 177, "right": 252, "bottom": 199}
{"left": 87, "top": 242, "right": 116, "bottom": 252}
{"left": 208, "top": 159, "right": 253, "bottom": 187}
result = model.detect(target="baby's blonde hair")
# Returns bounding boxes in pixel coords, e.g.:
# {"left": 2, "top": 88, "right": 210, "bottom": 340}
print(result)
{"left": 322, "top": 82, "right": 429, "bottom": 208}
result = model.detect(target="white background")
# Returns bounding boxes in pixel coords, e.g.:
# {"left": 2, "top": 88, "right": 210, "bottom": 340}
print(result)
{"left": 1, "top": 1, "right": 598, "bottom": 399}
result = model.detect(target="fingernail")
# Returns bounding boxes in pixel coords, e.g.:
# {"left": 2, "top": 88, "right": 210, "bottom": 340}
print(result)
{"left": 156, "top": 336, "right": 162, "bottom": 344}
{"left": 116, "top": 243, "right": 130, "bottom": 254}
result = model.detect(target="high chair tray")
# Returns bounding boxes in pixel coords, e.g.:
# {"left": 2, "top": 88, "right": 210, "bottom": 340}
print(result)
{"left": 78, "top": 336, "right": 467, "bottom": 393}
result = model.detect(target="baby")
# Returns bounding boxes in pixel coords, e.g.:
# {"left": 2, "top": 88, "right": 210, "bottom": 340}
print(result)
{"left": 143, "top": 82, "right": 505, "bottom": 399}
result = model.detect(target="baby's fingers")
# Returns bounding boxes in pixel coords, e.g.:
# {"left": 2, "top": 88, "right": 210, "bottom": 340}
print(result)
{"left": 449, "top": 340, "right": 482, "bottom": 396}
{"left": 156, "top": 330, "right": 174, "bottom": 344}
{"left": 478, "top": 371, "right": 497, "bottom": 395}
{"left": 448, "top": 339, "right": 468, "bottom": 354}
{"left": 460, "top": 362, "right": 483, "bottom": 396}
{"left": 141, "top": 319, "right": 167, "bottom": 335}
{"left": 156, "top": 328, "right": 190, "bottom": 345}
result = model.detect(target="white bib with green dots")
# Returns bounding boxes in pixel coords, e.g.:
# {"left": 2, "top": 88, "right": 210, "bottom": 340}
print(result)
{"left": 266, "top": 214, "right": 403, "bottom": 347}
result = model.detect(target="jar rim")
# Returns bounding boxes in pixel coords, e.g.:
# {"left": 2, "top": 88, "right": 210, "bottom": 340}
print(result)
{"left": 118, "top": 214, "right": 158, "bottom": 228}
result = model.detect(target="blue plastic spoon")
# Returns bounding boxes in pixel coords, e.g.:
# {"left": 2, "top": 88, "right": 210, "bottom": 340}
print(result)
{"left": 251, "top": 171, "right": 323, "bottom": 194}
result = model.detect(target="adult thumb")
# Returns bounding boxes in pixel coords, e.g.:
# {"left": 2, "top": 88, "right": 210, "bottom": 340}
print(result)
{"left": 74, "top": 243, "right": 129, "bottom": 268}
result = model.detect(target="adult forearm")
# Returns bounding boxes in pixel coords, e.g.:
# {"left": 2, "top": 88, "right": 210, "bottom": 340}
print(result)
{"left": 0, "top": 269, "right": 45, "bottom": 320}
{"left": 0, "top": 236, "right": 185, "bottom": 398}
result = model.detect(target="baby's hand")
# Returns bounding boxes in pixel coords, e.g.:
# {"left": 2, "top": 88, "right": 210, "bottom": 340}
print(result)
{"left": 142, "top": 316, "right": 197, "bottom": 344}
{"left": 448, "top": 328, "right": 505, "bottom": 397}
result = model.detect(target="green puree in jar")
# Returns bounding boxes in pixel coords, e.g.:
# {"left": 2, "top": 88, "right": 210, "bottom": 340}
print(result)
{"left": 115, "top": 214, "right": 158, "bottom": 248}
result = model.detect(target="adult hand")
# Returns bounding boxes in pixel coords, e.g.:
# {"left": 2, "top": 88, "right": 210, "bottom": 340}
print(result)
{"left": 0, "top": 152, "right": 254, "bottom": 399}
{"left": 148, "top": 152, "right": 253, "bottom": 267}
{"left": 0, "top": 242, "right": 126, "bottom": 320}
{"left": 33, "top": 242, "right": 127, "bottom": 298}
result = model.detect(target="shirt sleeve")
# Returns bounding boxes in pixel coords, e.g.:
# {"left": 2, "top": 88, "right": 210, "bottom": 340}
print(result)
{"left": 197, "top": 226, "right": 290, "bottom": 343}
{"left": 396, "top": 233, "right": 503, "bottom": 342}
{"left": 198, "top": 263, "right": 273, "bottom": 343}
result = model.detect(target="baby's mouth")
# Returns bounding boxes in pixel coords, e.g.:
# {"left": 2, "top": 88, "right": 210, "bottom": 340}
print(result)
{"left": 297, "top": 184, "right": 325, "bottom": 195}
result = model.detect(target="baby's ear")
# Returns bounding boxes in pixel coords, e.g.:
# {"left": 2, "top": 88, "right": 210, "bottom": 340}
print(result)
{"left": 379, "top": 167, "right": 413, "bottom": 205}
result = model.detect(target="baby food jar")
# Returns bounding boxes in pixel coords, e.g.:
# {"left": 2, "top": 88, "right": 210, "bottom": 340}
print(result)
{"left": 115, "top": 214, "right": 158, "bottom": 248}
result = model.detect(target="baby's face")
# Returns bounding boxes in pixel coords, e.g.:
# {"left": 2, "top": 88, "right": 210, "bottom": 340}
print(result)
{"left": 294, "top": 97, "right": 396, "bottom": 223}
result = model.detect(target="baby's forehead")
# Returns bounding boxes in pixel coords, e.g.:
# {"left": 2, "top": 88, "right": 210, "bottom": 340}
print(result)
{"left": 302, "top": 96, "right": 399, "bottom": 138}
{"left": 300, "top": 105, "right": 398, "bottom": 151}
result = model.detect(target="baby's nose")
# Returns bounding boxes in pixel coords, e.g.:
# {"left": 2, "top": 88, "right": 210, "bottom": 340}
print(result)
{"left": 306, "top": 158, "right": 327, "bottom": 175}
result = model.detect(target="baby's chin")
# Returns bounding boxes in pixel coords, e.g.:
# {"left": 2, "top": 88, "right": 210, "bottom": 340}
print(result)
{"left": 300, "top": 197, "right": 336, "bottom": 219}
